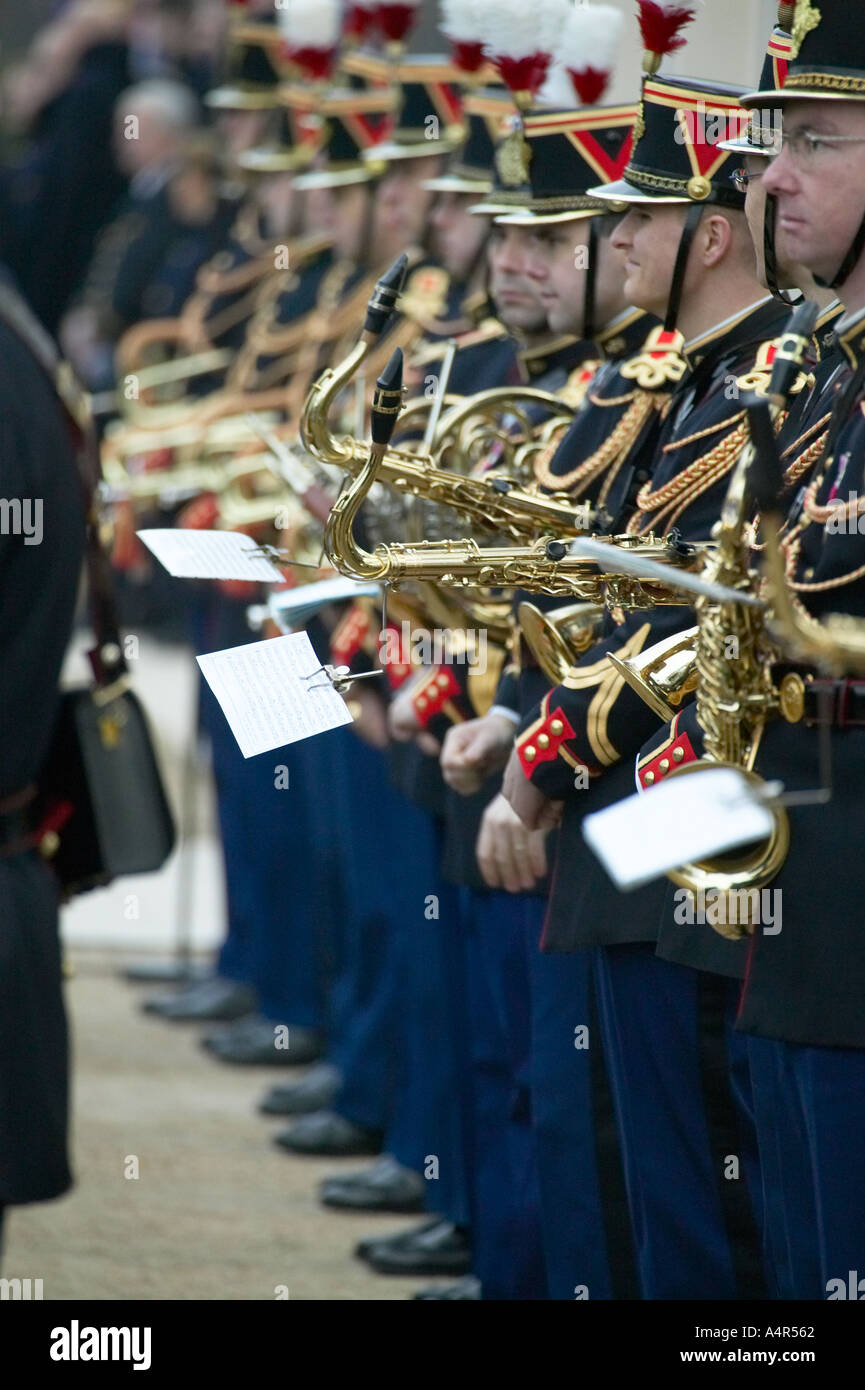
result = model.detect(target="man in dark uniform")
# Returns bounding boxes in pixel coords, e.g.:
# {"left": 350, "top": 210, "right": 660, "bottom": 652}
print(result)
{"left": 497, "top": 71, "right": 792, "bottom": 1299}
{"left": 728, "top": 0, "right": 865, "bottom": 1299}
{"left": 0, "top": 275, "right": 87, "bottom": 1247}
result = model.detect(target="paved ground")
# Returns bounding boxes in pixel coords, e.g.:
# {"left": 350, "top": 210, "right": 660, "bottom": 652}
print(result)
{"left": 3, "top": 954, "right": 422, "bottom": 1301}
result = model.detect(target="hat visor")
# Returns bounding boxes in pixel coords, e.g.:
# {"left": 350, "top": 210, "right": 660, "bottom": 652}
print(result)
{"left": 237, "top": 149, "right": 309, "bottom": 174}
{"left": 292, "top": 166, "right": 379, "bottom": 190}
{"left": 364, "top": 141, "right": 455, "bottom": 163}
{"left": 494, "top": 207, "right": 602, "bottom": 227}
{"left": 742, "top": 86, "right": 865, "bottom": 108}
{"left": 716, "top": 135, "right": 774, "bottom": 155}
{"left": 205, "top": 87, "right": 278, "bottom": 112}
{"left": 468, "top": 199, "right": 526, "bottom": 216}
{"left": 588, "top": 178, "right": 690, "bottom": 206}
{"left": 423, "top": 175, "right": 492, "bottom": 194}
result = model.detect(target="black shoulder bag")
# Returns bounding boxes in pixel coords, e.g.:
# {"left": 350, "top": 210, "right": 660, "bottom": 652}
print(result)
{"left": 0, "top": 282, "right": 176, "bottom": 897}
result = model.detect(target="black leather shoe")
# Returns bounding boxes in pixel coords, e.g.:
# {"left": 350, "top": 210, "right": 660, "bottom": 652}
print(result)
{"left": 142, "top": 978, "right": 256, "bottom": 1022}
{"left": 202, "top": 1017, "right": 325, "bottom": 1066}
{"left": 358, "top": 1220, "right": 472, "bottom": 1276}
{"left": 258, "top": 1063, "right": 342, "bottom": 1116}
{"left": 354, "top": 1217, "right": 442, "bottom": 1260}
{"left": 414, "top": 1276, "right": 482, "bottom": 1300}
{"left": 274, "top": 1111, "right": 382, "bottom": 1157}
{"left": 320, "top": 1155, "right": 425, "bottom": 1213}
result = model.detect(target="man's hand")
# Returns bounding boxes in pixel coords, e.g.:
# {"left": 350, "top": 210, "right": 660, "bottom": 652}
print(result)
{"left": 387, "top": 684, "right": 440, "bottom": 755}
{"left": 440, "top": 713, "right": 516, "bottom": 795}
{"left": 476, "top": 792, "right": 549, "bottom": 893}
{"left": 349, "top": 682, "right": 390, "bottom": 750}
{"left": 501, "top": 747, "right": 564, "bottom": 831}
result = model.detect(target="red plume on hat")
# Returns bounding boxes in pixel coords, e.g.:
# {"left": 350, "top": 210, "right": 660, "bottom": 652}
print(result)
{"left": 473, "top": 0, "right": 572, "bottom": 103}
{"left": 439, "top": 0, "right": 487, "bottom": 75}
{"left": 277, "top": 0, "right": 342, "bottom": 82}
{"left": 558, "top": 3, "right": 625, "bottom": 106}
{"left": 376, "top": 0, "right": 424, "bottom": 45}
{"left": 637, "top": 0, "right": 704, "bottom": 75}
{"left": 344, "top": 4, "right": 379, "bottom": 42}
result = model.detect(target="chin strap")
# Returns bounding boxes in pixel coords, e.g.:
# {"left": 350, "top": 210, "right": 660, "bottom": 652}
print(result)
{"left": 763, "top": 194, "right": 801, "bottom": 304}
{"left": 583, "top": 219, "right": 598, "bottom": 343}
{"left": 663, "top": 202, "right": 704, "bottom": 333}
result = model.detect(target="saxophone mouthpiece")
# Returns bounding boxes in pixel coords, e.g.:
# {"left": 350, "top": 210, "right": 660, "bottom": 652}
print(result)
{"left": 370, "top": 348, "right": 404, "bottom": 448}
{"left": 768, "top": 298, "right": 819, "bottom": 403}
{"left": 747, "top": 395, "right": 785, "bottom": 512}
{"left": 362, "top": 254, "right": 409, "bottom": 340}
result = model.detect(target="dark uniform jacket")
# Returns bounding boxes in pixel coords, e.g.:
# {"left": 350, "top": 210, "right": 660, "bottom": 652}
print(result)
{"left": 731, "top": 306, "right": 865, "bottom": 1046}
{"left": 630, "top": 302, "right": 849, "bottom": 980}
{"left": 0, "top": 290, "right": 87, "bottom": 1203}
{"left": 528, "top": 296, "right": 792, "bottom": 951}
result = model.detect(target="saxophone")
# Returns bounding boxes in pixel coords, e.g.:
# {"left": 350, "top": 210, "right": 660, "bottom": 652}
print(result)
{"left": 611, "top": 301, "right": 821, "bottom": 934}
{"left": 316, "top": 349, "right": 713, "bottom": 610}
{"left": 300, "top": 256, "right": 597, "bottom": 543}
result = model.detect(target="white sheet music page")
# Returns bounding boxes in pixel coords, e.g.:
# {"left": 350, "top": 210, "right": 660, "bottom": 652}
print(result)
{"left": 196, "top": 632, "right": 353, "bottom": 758}
{"left": 138, "top": 529, "right": 284, "bottom": 582}
{"left": 582, "top": 767, "right": 776, "bottom": 890}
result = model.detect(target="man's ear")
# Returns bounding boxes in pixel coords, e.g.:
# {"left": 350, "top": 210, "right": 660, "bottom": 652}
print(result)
{"left": 700, "top": 212, "right": 734, "bottom": 269}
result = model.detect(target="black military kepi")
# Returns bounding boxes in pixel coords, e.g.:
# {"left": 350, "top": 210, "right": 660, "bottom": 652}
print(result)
{"left": 204, "top": 24, "right": 282, "bottom": 112}
{"left": 717, "top": 22, "right": 796, "bottom": 302}
{"left": 282, "top": 85, "right": 399, "bottom": 189}
{"left": 341, "top": 53, "right": 465, "bottom": 164}
{"left": 742, "top": 0, "right": 865, "bottom": 290}
{"left": 466, "top": 90, "right": 532, "bottom": 215}
{"left": 423, "top": 106, "right": 499, "bottom": 197}
{"left": 589, "top": 76, "right": 750, "bottom": 332}
{"left": 235, "top": 107, "right": 321, "bottom": 175}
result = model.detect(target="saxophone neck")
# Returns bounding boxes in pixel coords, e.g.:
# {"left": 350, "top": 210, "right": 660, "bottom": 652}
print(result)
{"left": 324, "top": 346, "right": 405, "bottom": 582}
{"left": 323, "top": 442, "right": 390, "bottom": 581}
{"left": 301, "top": 253, "right": 409, "bottom": 467}
{"left": 300, "top": 338, "right": 369, "bottom": 466}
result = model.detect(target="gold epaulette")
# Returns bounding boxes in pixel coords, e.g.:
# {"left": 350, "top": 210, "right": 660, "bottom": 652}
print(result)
{"left": 398, "top": 263, "right": 451, "bottom": 331}
{"left": 560, "top": 360, "right": 601, "bottom": 408}
{"left": 736, "top": 337, "right": 810, "bottom": 396}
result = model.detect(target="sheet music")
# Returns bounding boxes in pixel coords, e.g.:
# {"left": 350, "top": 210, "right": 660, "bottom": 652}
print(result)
{"left": 138, "top": 529, "right": 284, "bottom": 582}
{"left": 196, "top": 632, "right": 353, "bottom": 758}
{"left": 582, "top": 766, "right": 776, "bottom": 890}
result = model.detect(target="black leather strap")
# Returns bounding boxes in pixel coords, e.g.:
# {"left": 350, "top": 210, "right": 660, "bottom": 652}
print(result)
{"left": 583, "top": 218, "right": 598, "bottom": 344}
{"left": 664, "top": 202, "right": 704, "bottom": 333}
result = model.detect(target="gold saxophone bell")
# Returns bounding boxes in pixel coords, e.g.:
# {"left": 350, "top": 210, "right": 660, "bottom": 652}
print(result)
{"left": 517, "top": 601, "right": 605, "bottom": 685}
{"left": 606, "top": 626, "right": 700, "bottom": 723}
{"left": 663, "top": 759, "right": 791, "bottom": 939}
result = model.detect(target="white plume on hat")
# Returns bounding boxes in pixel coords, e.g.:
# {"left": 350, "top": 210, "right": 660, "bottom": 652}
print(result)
{"left": 277, "top": 0, "right": 343, "bottom": 49}
{"left": 472, "top": 0, "right": 572, "bottom": 60}
{"left": 559, "top": 4, "right": 624, "bottom": 78}
{"left": 439, "top": 0, "right": 486, "bottom": 45}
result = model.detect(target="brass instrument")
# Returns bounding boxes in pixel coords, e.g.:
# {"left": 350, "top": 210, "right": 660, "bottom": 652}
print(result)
{"left": 317, "top": 348, "right": 713, "bottom": 615}
{"left": 432, "top": 386, "right": 578, "bottom": 486}
{"left": 517, "top": 601, "right": 606, "bottom": 685}
{"left": 610, "top": 301, "right": 821, "bottom": 933}
{"left": 300, "top": 256, "right": 598, "bottom": 543}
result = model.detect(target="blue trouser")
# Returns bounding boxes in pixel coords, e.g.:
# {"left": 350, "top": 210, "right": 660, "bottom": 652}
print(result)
{"left": 463, "top": 889, "right": 547, "bottom": 1300}
{"left": 385, "top": 819, "right": 470, "bottom": 1215}
{"left": 746, "top": 1033, "right": 819, "bottom": 1300}
{"left": 530, "top": 944, "right": 618, "bottom": 1300}
{"left": 594, "top": 944, "right": 765, "bottom": 1300}
{"left": 193, "top": 590, "right": 339, "bottom": 1026}
{"left": 330, "top": 735, "right": 423, "bottom": 1134}
{"left": 747, "top": 1035, "right": 865, "bottom": 1299}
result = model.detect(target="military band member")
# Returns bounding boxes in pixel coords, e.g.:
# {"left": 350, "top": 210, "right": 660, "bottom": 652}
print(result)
{"left": 731, "top": 0, "right": 865, "bottom": 1299}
